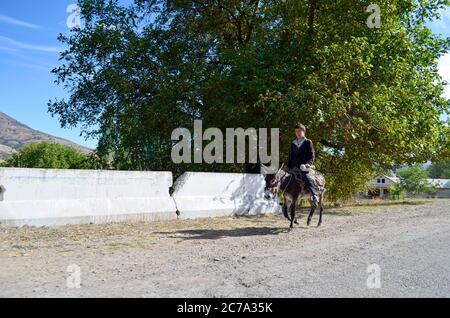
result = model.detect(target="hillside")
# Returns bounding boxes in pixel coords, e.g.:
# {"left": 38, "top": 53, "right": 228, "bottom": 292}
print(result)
{"left": 0, "top": 112, "right": 91, "bottom": 160}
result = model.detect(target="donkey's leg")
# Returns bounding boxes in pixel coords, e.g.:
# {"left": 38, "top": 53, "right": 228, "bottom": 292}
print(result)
{"left": 298, "top": 199, "right": 304, "bottom": 219}
{"left": 282, "top": 200, "right": 290, "bottom": 220}
{"left": 284, "top": 194, "right": 295, "bottom": 222}
{"left": 317, "top": 193, "right": 324, "bottom": 227}
{"left": 283, "top": 195, "right": 293, "bottom": 221}
{"left": 294, "top": 199, "right": 302, "bottom": 225}
{"left": 307, "top": 199, "right": 316, "bottom": 226}
{"left": 289, "top": 200, "right": 297, "bottom": 229}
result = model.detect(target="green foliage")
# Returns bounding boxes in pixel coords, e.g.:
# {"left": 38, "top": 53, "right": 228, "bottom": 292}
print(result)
{"left": 427, "top": 160, "right": 450, "bottom": 178}
{"left": 424, "top": 184, "right": 439, "bottom": 197}
{"left": 48, "top": 0, "right": 450, "bottom": 201}
{"left": 397, "top": 166, "right": 432, "bottom": 196}
{"left": 2, "top": 142, "right": 90, "bottom": 169}
{"left": 390, "top": 186, "right": 405, "bottom": 200}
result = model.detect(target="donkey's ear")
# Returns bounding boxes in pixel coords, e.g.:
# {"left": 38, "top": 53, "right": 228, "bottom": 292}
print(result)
{"left": 260, "top": 164, "right": 270, "bottom": 175}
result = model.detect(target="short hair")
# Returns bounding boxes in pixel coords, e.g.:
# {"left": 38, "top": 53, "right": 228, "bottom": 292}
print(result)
{"left": 294, "top": 123, "right": 306, "bottom": 132}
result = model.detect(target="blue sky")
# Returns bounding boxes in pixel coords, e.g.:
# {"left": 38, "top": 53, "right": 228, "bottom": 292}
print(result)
{"left": 0, "top": 1, "right": 450, "bottom": 149}
{"left": 0, "top": 1, "right": 95, "bottom": 146}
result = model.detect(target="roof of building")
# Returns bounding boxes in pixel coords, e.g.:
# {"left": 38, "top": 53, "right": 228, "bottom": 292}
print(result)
{"left": 386, "top": 176, "right": 399, "bottom": 183}
{"left": 428, "top": 179, "right": 450, "bottom": 189}
{"left": 369, "top": 175, "right": 399, "bottom": 188}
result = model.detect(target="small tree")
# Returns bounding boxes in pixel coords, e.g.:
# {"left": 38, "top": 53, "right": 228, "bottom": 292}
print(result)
{"left": 397, "top": 166, "right": 432, "bottom": 197}
{"left": 390, "top": 186, "right": 404, "bottom": 200}
{"left": 3, "top": 142, "right": 90, "bottom": 169}
{"left": 424, "top": 185, "right": 439, "bottom": 198}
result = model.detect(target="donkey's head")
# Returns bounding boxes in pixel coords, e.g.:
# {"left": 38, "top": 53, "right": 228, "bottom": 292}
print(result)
{"left": 262, "top": 163, "right": 285, "bottom": 200}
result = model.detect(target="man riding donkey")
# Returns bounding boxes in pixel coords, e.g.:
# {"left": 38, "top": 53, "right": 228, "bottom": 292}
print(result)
{"left": 287, "top": 123, "right": 319, "bottom": 206}
{"left": 264, "top": 123, "right": 326, "bottom": 229}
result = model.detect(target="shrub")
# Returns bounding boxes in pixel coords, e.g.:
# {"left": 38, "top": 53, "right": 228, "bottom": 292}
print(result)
{"left": 2, "top": 142, "right": 90, "bottom": 169}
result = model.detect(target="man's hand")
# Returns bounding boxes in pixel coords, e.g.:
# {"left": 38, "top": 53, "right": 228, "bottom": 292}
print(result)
{"left": 300, "top": 164, "right": 315, "bottom": 172}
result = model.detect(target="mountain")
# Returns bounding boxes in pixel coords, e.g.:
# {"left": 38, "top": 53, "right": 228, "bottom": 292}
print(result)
{"left": 0, "top": 112, "right": 92, "bottom": 161}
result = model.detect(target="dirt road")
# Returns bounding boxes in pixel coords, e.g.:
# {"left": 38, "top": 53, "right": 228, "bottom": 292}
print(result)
{"left": 1, "top": 199, "right": 449, "bottom": 297}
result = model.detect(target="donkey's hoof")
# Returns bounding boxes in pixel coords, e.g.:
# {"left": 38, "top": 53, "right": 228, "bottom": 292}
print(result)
{"left": 294, "top": 219, "right": 299, "bottom": 225}
{"left": 317, "top": 223, "right": 322, "bottom": 228}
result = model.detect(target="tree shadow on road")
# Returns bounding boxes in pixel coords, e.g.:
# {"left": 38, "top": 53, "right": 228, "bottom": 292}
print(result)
{"left": 156, "top": 226, "right": 288, "bottom": 240}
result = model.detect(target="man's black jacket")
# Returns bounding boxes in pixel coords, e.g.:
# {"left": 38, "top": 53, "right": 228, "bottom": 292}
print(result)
{"left": 287, "top": 139, "right": 315, "bottom": 170}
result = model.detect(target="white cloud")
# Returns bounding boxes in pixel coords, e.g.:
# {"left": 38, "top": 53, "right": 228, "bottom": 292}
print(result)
{"left": 438, "top": 53, "right": 450, "bottom": 100}
{"left": 0, "top": 14, "right": 40, "bottom": 29}
{"left": 0, "top": 45, "right": 17, "bottom": 52}
{"left": 0, "top": 58, "right": 50, "bottom": 71}
{"left": 0, "top": 35, "right": 62, "bottom": 53}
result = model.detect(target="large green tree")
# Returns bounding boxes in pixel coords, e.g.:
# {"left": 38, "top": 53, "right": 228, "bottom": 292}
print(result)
{"left": 49, "top": 0, "right": 450, "bottom": 201}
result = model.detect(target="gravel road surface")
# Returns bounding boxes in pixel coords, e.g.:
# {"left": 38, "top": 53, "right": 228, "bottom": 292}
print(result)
{"left": 1, "top": 199, "right": 449, "bottom": 297}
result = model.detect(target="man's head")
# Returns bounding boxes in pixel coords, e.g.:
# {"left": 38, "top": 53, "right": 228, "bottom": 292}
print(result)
{"left": 294, "top": 123, "right": 306, "bottom": 139}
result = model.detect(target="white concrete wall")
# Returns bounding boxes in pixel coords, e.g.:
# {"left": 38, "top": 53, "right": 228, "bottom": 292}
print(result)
{"left": 0, "top": 168, "right": 281, "bottom": 226}
{"left": 0, "top": 168, "right": 177, "bottom": 226}
{"left": 172, "top": 172, "right": 281, "bottom": 219}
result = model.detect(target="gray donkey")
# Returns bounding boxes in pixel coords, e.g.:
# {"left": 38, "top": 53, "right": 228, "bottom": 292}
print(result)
{"left": 263, "top": 164, "right": 326, "bottom": 229}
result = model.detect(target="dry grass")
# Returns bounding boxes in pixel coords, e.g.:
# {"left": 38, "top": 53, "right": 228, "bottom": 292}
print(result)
{"left": 0, "top": 214, "right": 288, "bottom": 254}
{"left": 1, "top": 199, "right": 447, "bottom": 255}
{"left": 290, "top": 197, "right": 434, "bottom": 210}
{"left": 341, "top": 198, "right": 432, "bottom": 206}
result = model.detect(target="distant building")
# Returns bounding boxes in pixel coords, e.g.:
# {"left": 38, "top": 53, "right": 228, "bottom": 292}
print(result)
{"left": 368, "top": 175, "right": 400, "bottom": 199}
{"left": 367, "top": 175, "right": 450, "bottom": 199}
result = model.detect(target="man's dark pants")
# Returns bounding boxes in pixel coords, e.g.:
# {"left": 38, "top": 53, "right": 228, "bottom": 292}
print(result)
{"left": 301, "top": 171, "right": 318, "bottom": 202}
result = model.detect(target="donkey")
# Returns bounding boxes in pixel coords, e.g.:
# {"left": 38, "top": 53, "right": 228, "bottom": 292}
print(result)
{"left": 263, "top": 164, "right": 326, "bottom": 229}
